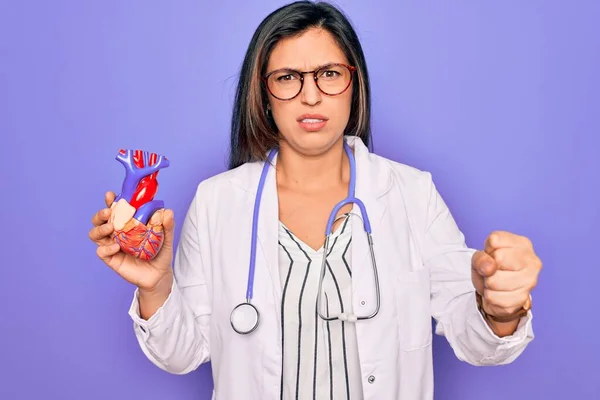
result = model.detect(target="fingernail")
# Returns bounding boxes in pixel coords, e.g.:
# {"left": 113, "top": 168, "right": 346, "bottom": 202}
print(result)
{"left": 480, "top": 262, "right": 491, "bottom": 273}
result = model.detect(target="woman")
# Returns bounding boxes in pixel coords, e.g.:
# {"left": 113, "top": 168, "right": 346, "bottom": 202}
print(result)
{"left": 89, "top": 1, "right": 541, "bottom": 399}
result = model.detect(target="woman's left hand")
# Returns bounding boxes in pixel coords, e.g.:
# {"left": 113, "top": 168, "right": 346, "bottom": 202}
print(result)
{"left": 471, "top": 231, "right": 542, "bottom": 319}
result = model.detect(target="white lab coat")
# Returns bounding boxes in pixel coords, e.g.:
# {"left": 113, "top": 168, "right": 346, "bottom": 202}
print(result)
{"left": 128, "top": 136, "right": 534, "bottom": 400}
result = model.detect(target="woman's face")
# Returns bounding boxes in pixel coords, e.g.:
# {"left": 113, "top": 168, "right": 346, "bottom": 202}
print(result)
{"left": 265, "top": 28, "right": 353, "bottom": 156}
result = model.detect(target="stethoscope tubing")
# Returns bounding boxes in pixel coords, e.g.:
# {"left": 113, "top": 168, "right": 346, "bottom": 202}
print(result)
{"left": 231, "top": 142, "right": 380, "bottom": 334}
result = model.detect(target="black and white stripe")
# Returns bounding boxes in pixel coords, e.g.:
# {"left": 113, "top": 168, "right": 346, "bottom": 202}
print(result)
{"left": 278, "top": 216, "right": 363, "bottom": 400}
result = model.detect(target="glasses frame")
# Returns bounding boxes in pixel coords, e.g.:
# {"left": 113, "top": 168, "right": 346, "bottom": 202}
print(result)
{"left": 262, "top": 63, "right": 357, "bottom": 101}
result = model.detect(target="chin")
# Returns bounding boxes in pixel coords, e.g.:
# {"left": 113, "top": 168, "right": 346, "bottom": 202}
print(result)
{"left": 284, "top": 130, "right": 343, "bottom": 155}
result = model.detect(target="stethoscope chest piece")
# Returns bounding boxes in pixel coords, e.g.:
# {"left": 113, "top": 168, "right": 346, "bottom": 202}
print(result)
{"left": 230, "top": 302, "right": 260, "bottom": 335}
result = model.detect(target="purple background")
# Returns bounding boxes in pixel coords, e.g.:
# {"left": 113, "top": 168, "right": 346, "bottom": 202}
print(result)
{"left": 1, "top": 1, "right": 598, "bottom": 399}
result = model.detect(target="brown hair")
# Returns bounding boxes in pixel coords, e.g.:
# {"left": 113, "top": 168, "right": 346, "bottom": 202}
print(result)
{"left": 228, "top": 0, "right": 372, "bottom": 169}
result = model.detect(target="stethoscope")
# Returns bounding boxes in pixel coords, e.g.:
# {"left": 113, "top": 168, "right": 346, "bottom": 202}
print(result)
{"left": 230, "top": 142, "right": 381, "bottom": 335}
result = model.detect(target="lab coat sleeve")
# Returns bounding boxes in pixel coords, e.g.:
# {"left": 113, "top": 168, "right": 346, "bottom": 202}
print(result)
{"left": 423, "top": 173, "right": 534, "bottom": 366}
{"left": 127, "top": 181, "right": 212, "bottom": 374}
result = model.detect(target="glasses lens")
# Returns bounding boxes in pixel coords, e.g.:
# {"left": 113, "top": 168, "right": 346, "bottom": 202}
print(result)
{"left": 267, "top": 70, "right": 302, "bottom": 100}
{"left": 316, "top": 64, "right": 352, "bottom": 95}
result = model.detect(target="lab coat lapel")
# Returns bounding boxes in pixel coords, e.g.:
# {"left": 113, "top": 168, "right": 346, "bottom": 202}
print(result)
{"left": 348, "top": 136, "right": 389, "bottom": 309}
{"left": 254, "top": 153, "right": 283, "bottom": 313}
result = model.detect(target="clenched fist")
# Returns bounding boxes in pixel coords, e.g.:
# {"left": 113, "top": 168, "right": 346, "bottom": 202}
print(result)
{"left": 471, "top": 231, "right": 542, "bottom": 321}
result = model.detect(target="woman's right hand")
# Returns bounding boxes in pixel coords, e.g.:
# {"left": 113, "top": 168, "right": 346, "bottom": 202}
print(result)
{"left": 88, "top": 191, "right": 176, "bottom": 294}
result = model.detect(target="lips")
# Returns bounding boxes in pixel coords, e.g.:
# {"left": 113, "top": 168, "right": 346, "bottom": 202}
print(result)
{"left": 297, "top": 113, "right": 329, "bottom": 132}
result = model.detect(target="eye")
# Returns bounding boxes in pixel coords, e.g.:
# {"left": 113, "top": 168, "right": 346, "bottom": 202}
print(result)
{"left": 273, "top": 71, "right": 300, "bottom": 83}
{"left": 318, "top": 68, "right": 342, "bottom": 80}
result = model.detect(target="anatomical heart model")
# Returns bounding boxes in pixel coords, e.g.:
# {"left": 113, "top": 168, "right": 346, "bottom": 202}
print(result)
{"left": 110, "top": 149, "right": 170, "bottom": 260}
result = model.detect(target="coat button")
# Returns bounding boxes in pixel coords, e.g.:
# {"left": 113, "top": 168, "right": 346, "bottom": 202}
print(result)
{"left": 368, "top": 375, "right": 375, "bottom": 384}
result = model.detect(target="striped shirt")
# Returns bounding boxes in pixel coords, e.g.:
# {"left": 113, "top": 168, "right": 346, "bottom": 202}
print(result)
{"left": 278, "top": 214, "right": 364, "bottom": 400}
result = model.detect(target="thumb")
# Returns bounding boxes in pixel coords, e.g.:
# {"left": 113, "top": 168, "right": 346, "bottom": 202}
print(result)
{"left": 471, "top": 268, "right": 485, "bottom": 296}
{"left": 472, "top": 250, "right": 497, "bottom": 277}
{"left": 471, "top": 250, "right": 497, "bottom": 294}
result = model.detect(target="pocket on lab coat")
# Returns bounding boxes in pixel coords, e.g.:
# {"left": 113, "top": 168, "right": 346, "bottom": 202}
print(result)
{"left": 395, "top": 268, "right": 433, "bottom": 351}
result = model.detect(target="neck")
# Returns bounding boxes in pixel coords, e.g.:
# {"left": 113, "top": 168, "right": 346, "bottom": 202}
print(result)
{"left": 276, "top": 137, "right": 350, "bottom": 194}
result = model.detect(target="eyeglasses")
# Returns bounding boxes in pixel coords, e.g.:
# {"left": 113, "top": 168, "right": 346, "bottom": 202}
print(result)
{"left": 263, "top": 63, "right": 357, "bottom": 101}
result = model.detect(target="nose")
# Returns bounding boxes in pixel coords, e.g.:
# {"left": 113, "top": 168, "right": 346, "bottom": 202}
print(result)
{"left": 300, "top": 75, "right": 322, "bottom": 106}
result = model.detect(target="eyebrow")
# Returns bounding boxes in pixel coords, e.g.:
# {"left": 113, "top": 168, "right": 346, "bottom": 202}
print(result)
{"left": 266, "top": 62, "right": 342, "bottom": 73}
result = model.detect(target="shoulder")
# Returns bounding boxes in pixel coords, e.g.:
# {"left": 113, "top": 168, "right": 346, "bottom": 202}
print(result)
{"left": 190, "top": 161, "right": 260, "bottom": 206}
{"left": 189, "top": 147, "right": 437, "bottom": 206}
{"left": 367, "top": 151, "right": 434, "bottom": 198}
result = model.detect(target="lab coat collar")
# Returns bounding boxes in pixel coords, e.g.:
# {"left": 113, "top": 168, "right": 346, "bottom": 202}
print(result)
{"left": 228, "top": 135, "right": 392, "bottom": 316}
{"left": 228, "top": 136, "right": 391, "bottom": 198}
